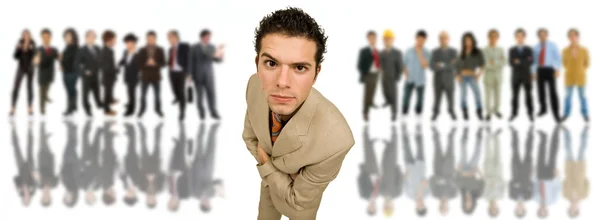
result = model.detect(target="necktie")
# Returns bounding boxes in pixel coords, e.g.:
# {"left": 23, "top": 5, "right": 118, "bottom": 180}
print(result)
{"left": 539, "top": 43, "right": 546, "bottom": 66}
{"left": 372, "top": 49, "right": 380, "bottom": 68}
{"left": 270, "top": 112, "right": 284, "bottom": 144}
{"left": 45, "top": 47, "right": 50, "bottom": 55}
{"left": 170, "top": 47, "right": 176, "bottom": 69}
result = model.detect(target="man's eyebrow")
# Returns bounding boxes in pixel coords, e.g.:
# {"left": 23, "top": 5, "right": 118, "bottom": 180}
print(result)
{"left": 261, "top": 52, "right": 312, "bottom": 67}
{"left": 260, "top": 53, "right": 278, "bottom": 62}
{"left": 291, "top": 62, "right": 312, "bottom": 67}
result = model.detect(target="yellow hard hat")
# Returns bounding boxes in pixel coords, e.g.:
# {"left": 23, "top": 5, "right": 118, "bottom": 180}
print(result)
{"left": 383, "top": 29, "right": 395, "bottom": 38}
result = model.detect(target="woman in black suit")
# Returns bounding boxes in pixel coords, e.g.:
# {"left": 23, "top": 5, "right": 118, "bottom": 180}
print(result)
{"left": 10, "top": 29, "right": 36, "bottom": 116}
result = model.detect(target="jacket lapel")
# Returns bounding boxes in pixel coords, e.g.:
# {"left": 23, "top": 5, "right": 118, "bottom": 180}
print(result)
{"left": 271, "top": 88, "right": 318, "bottom": 157}
{"left": 247, "top": 79, "right": 273, "bottom": 153}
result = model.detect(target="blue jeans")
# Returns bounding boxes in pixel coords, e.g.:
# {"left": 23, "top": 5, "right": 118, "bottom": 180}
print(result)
{"left": 460, "top": 76, "right": 482, "bottom": 109}
{"left": 563, "top": 86, "right": 588, "bottom": 117}
{"left": 63, "top": 73, "right": 79, "bottom": 110}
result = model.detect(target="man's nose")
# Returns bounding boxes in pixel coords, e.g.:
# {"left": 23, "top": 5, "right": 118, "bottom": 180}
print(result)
{"left": 277, "top": 66, "right": 291, "bottom": 88}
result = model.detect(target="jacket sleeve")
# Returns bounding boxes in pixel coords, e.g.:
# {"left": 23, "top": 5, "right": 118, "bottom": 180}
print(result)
{"left": 14, "top": 46, "right": 21, "bottom": 60}
{"left": 257, "top": 145, "right": 352, "bottom": 214}
{"left": 118, "top": 51, "right": 126, "bottom": 67}
{"left": 242, "top": 76, "right": 260, "bottom": 163}
{"left": 136, "top": 49, "right": 146, "bottom": 70}
{"left": 188, "top": 46, "right": 196, "bottom": 78}
{"left": 508, "top": 49, "right": 517, "bottom": 69}
{"left": 429, "top": 51, "right": 440, "bottom": 72}
{"left": 210, "top": 45, "right": 223, "bottom": 63}
{"left": 157, "top": 48, "right": 167, "bottom": 68}
{"left": 583, "top": 48, "right": 590, "bottom": 70}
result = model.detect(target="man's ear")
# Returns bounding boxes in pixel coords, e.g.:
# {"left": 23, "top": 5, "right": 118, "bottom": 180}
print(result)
{"left": 313, "top": 65, "right": 321, "bottom": 84}
{"left": 255, "top": 55, "right": 259, "bottom": 67}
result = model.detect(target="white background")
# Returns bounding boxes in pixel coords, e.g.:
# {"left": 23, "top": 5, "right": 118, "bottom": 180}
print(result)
{"left": 0, "top": 0, "right": 596, "bottom": 219}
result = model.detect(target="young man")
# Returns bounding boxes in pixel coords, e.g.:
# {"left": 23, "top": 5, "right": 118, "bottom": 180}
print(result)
{"left": 242, "top": 8, "right": 354, "bottom": 220}
{"left": 533, "top": 28, "right": 562, "bottom": 122}
{"left": 189, "top": 29, "right": 224, "bottom": 120}
{"left": 430, "top": 31, "right": 458, "bottom": 121}
{"left": 34, "top": 29, "right": 59, "bottom": 115}
{"left": 77, "top": 30, "right": 103, "bottom": 117}
{"left": 561, "top": 28, "right": 590, "bottom": 122}
{"left": 402, "top": 30, "right": 431, "bottom": 117}
{"left": 136, "top": 31, "right": 166, "bottom": 118}
{"left": 482, "top": 29, "right": 506, "bottom": 121}
{"left": 167, "top": 30, "right": 191, "bottom": 120}
{"left": 119, "top": 34, "right": 140, "bottom": 117}
{"left": 100, "top": 30, "right": 119, "bottom": 116}
{"left": 379, "top": 29, "right": 404, "bottom": 121}
{"left": 508, "top": 29, "right": 535, "bottom": 122}
{"left": 357, "top": 30, "right": 380, "bottom": 121}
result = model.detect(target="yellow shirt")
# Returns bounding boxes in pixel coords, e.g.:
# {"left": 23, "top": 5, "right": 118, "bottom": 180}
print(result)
{"left": 562, "top": 45, "right": 589, "bottom": 86}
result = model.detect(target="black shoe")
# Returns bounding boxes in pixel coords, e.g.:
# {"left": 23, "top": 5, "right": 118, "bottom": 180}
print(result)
{"left": 431, "top": 113, "right": 438, "bottom": 121}
{"left": 495, "top": 112, "right": 503, "bottom": 119}
{"left": 156, "top": 111, "right": 164, "bottom": 118}
{"left": 211, "top": 112, "right": 220, "bottom": 120}
{"left": 137, "top": 111, "right": 144, "bottom": 118}
{"left": 449, "top": 111, "right": 457, "bottom": 121}
{"left": 392, "top": 114, "right": 397, "bottom": 122}
{"left": 172, "top": 99, "right": 178, "bottom": 105}
{"left": 199, "top": 111, "right": 206, "bottom": 120}
{"left": 85, "top": 110, "right": 92, "bottom": 117}
{"left": 124, "top": 111, "right": 133, "bottom": 117}
{"left": 537, "top": 111, "right": 546, "bottom": 117}
{"left": 509, "top": 115, "right": 517, "bottom": 122}
{"left": 462, "top": 108, "right": 469, "bottom": 120}
{"left": 528, "top": 114, "right": 534, "bottom": 122}
{"left": 476, "top": 108, "right": 484, "bottom": 121}
{"left": 486, "top": 115, "right": 492, "bottom": 121}
{"left": 179, "top": 114, "right": 185, "bottom": 121}
{"left": 561, "top": 116, "right": 569, "bottom": 123}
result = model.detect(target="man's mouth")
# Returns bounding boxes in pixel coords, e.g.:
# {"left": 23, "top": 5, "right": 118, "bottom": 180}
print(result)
{"left": 270, "top": 94, "right": 294, "bottom": 103}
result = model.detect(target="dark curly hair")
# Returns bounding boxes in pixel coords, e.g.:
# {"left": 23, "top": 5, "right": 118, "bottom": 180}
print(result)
{"left": 254, "top": 7, "right": 328, "bottom": 66}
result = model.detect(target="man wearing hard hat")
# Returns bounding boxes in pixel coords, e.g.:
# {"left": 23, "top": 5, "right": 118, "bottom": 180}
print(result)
{"left": 379, "top": 29, "right": 404, "bottom": 121}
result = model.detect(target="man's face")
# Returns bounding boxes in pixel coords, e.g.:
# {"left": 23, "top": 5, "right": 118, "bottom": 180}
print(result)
{"left": 538, "top": 31, "right": 548, "bottom": 41}
{"left": 126, "top": 41, "right": 137, "bottom": 51}
{"left": 41, "top": 33, "right": 51, "bottom": 44}
{"left": 168, "top": 34, "right": 178, "bottom": 46}
{"left": 416, "top": 36, "right": 426, "bottom": 47}
{"left": 256, "top": 33, "right": 319, "bottom": 116}
{"left": 107, "top": 38, "right": 116, "bottom": 47}
{"left": 86, "top": 32, "right": 96, "bottom": 44}
{"left": 516, "top": 32, "right": 525, "bottom": 44}
{"left": 383, "top": 37, "right": 394, "bottom": 48}
{"left": 489, "top": 33, "right": 499, "bottom": 45}
{"left": 439, "top": 33, "right": 449, "bottom": 47}
{"left": 201, "top": 34, "right": 211, "bottom": 44}
{"left": 147, "top": 35, "right": 156, "bottom": 46}
{"left": 568, "top": 32, "right": 579, "bottom": 44}
{"left": 367, "top": 34, "right": 376, "bottom": 46}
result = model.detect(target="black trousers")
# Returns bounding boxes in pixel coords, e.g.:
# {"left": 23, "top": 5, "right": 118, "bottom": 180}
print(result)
{"left": 170, "top": 72, "right": 187, "bottom": 116}
{"left": 362, "top": 74, "right": 378, "bottom": 115}
{"left": 82, "top": 73, "right": 103, "bottom": 114}
{"left": 139, "top": 81, "right": 162, "bottom": 115}
{"left": 125, "top": 82, "right": 138, "bottom": 114}
{"left": 536, "top": 67, "right": 560, "bottom": 120}
{"left": 11, "top": 68, "right": 34, "bottom": 108}
{"left": 511, "top": 77, "right": 534, "bottom": 116}
{"left": 432, "top": 83, "right": 454, "bottom": 115}
{"left": 103, "top": 80, "right": 115, "bottom": 112}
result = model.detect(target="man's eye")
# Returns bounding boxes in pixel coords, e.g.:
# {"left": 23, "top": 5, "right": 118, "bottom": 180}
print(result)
{"left": 295, "top": 66, "right": 306, "bottom": 71}
{"left": 265, "top": 60, "right": 276, "bottom": 67}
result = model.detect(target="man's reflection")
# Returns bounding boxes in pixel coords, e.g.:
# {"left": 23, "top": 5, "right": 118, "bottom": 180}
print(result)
{"left": 139, "top": 122, "right": 165, "bottom": 209}
{"left": 429, "top": 126, "right": 457, "bottom": 216}
{"left": 380, "top": 126, "right": 402, "bottom": 217}
{"left": 509, "top": 126, "right": 534, "bottom": 218}
{"left": 100, "top": 121, "right": 118, "bottom": 206}
{"left": 563, "top": 125, "right": 589, "bottom": 218}
{"left": 457, "top": 126, "right": 484, "bottom": 215}
{"left": 80, "top": 120, "right": 103, "bottom": 206}
{"left": 483, "top": 128, "right": 503, "bottom": 217}
{"left": 358, "top": 125, "right": 379, "bottom": 216}
{"left": 533, "top": 126, "right": 561, "bottom": 219}
{"left": 168, "top": 122, "right": 193, "bottom": 212}
{"left": 38, "top": 122, "right": 58, "bottom": 207}
{"left": 61, "top": 120, "right": 80, "bottom": 208}
{"left": 402, "top": 123, "right": 429, "bottom": 217}
{"left": 121, "top": 122, "right": 141, "bottom": 206}
{"left": 12, "top": 121, "right": 36, "bottom": 207}
{"left": 192, "top": 122, "right": 223, "bottom": 213}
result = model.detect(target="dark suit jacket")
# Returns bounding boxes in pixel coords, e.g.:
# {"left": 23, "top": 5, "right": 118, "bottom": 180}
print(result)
{"left": 76, "top": 45, "right": 102, "bottom": 75}
{"left": 37, "top": 46, "right": 59, "bottom": 84}
{"left": 188, "top": 43, "right": 222, "bottom": 82}
{"left": 118, "top": 50, "right": 139, "bottom": 84}
{"left": 136, "top": 46, "right": 166, "bottom": 83}
{"left": 509, "top": 46, "right": 534, "bottom": 82}
{"left": 100, "top": 46, "right": 119, "bottom": 84}
{"left": 357, "top": 46, "right": 375, "bottom": 82}
{"left": 168, "top": 42, "right": 190, "bottom": 73}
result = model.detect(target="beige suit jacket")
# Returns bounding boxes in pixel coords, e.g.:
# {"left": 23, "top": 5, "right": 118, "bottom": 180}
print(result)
{"left": 242, "top": 74, "right": 355, "bottom": 218}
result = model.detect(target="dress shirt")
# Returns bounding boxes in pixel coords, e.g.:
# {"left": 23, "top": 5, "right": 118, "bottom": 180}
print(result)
{"left": 532, "top": 41, "right": 561, "bottom": 73}
{"left": 171, "top": 44, "right": 183, "bottom": 72}
{"left": 403, "top": 46, "right": 431, "bottom": 86}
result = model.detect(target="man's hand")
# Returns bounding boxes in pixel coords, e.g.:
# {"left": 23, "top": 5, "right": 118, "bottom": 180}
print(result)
{"left": 257, "top": 143, "right": 269, "bottom": 165}
{"left": 456, "top": 75, "right": 462, "bottom": 83}
{"left": 554, "top": 71, "right": 560, "bottom": 78}
{"left": 514, "top": 59, "right": 520, "bottom": 64}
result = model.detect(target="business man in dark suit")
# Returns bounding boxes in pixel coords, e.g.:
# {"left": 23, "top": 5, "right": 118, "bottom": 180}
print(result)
{"left": 192, "top": 122, "right": 223, "bottom": 213}
{"left": 61, "top": 120, "right": 81, "bottom": 208}
{"left": 121, "top": 122, "right": 142, "bottom": 206}
{"left": 136, "top": 31, "right": 166, "bottom": 118}
{"left": 139, "top": 122, "right": 165, "bottom": 209}
{"left": 77, "top": 30, "right": 104, "bottom": 117}
{"left": 358, "top": 125, "right": 379, "bottom": 216}
{"left": 167, "top": 30, "right": 191, "bottom": 120}
{"left": 80, "top": 120, "right": 103, "bottom": 206}
{"left": 37, "top": 122, "right": 58, "bottom": 207}
{"left": 357, "top": 31, "right": 380, "bottom": 121}
{"left": 509, "top": 28, "right": 535, "bottom": 122}
{"left": 11, "top": 121, "right": 36, "bottom": 207}
{"left": 34, "top": 29, "right": 60, "bottom": 115}
{"left": 100, "top": 121, "right": 119, "bottom": 206}
{"left": 119, "top": 34, "right": 140, "bottom": 117}
{"left": 189, "top": 29, "right": 224, "bottom": 120}
{"left": 167, "top": 122, "right": 193, "bottom": 212}
{"left": 99, "top": 30, "right": 119, "bottom": 116}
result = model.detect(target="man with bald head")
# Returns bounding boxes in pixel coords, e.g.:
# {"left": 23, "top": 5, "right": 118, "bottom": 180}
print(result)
{"left": 430, "top": 31, "right": 458, "bottom": 121}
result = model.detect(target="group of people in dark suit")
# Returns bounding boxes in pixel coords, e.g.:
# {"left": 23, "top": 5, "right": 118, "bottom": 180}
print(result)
{"left": 10, "top": 28, "right": 225, "bottom": 121}
{"left": 358, "top": 124, "right": 589, "bottom": 219}
{"left": 10, "top": 120, "right": 224, "bottom": 211}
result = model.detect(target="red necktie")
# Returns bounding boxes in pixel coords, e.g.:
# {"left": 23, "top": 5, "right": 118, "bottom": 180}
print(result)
{"left": 372, "top": 49, "right": 380, "bottom": 68}
{"left": 170, "top": 47, "right": 176, "bottom": 69}
{"left": 45, "top": 47, "right": 50, "bottom": 55}
{"left": 539, "top": 43, "right": 546, "bottom": 66}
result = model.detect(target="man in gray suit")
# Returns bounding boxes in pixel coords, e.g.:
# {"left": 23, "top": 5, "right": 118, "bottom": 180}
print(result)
{"left": 192, "top": 122, "right": 223, "bottom": 213}
{"left": 430, "top": 31, "right": 458, "bottom": 121}
{"left": 188, "top": 29, "right": 224, "bottom": 120}
{"left": 379, "top": 30, "right": 404, "bottom": 121}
